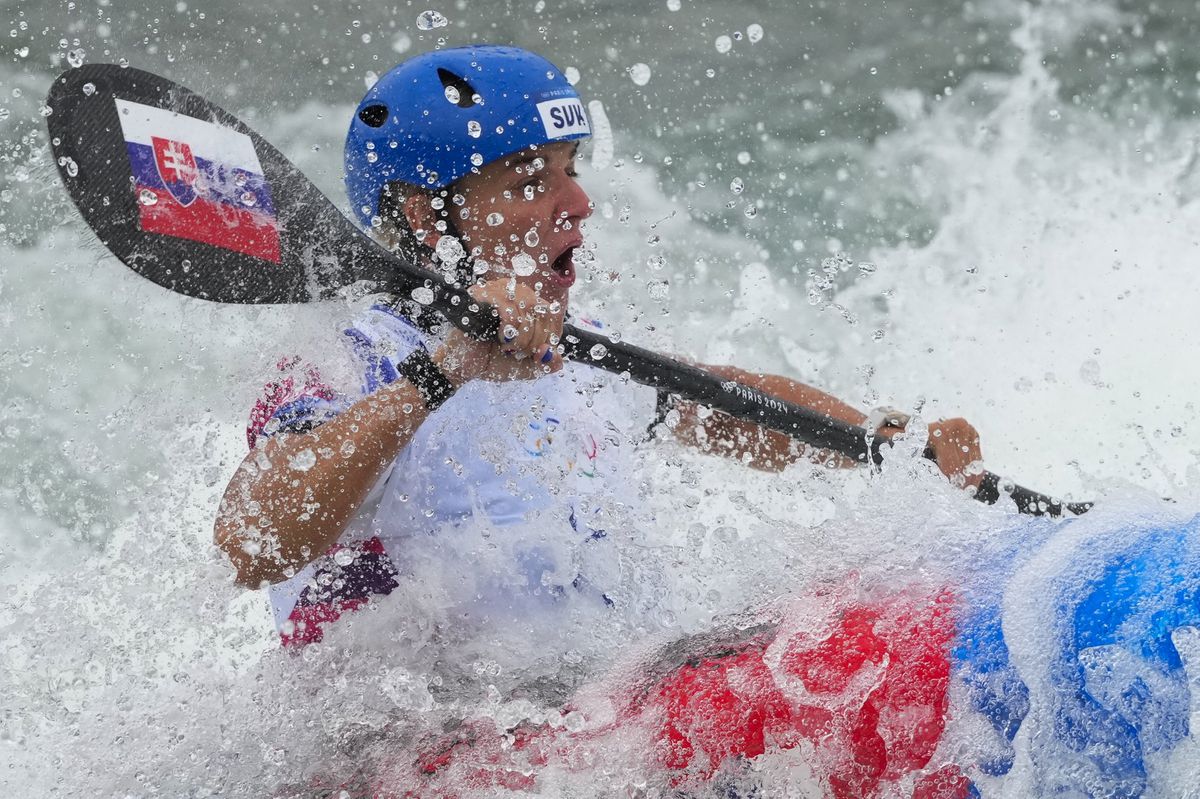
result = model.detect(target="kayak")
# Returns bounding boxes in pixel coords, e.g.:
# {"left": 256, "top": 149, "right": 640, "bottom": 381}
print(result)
{"left": 285, "top": 511, "right": 1200, "bottom": 798}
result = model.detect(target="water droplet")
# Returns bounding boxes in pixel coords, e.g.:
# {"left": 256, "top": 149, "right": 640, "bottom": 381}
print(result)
{"left": 589, "top": 343, "right": 608, "bottom": 360}
{"left": 415, "top": 9, "right": 448, "bottom": 30}
{"left": 747, "top": 23, "right": 764, "bottom": 43}
{"left": 333, "top": 549, "right": 356, "bottom": 567}
{"left": 444, "top": 85, "right": 460, "bottom": 104}
{"left": 81, "top": 82, "right": 96, "bottom": 96}
{"left": 430, "top": 196, "right": 445, "bottom": 210}
{"left": 715, "top": 35, "right": 732, "bottom": 54}
{"left": 736, "top": 151, "right": 751, "bottom": 165}
{"left": 744, "top": 204, "right": 757, "bottom": 218}
{"left": 288, "top": 449, "right": 317, "bottom": 471}
{"left": 858, "top": 261, "right": 877, "bottom": 275}
{"left": 629, "top": 63, "right": 651, "bottom": 86}
{"left": 39, "top": 104, "right": 53, "bottom": 117}
{"left": 565, "top": 66, "right": 580, "bottom": 85}
{"left": 61, "top": 157, "right": 78, "bottom": 177}
{"left": 524, "top": 228, "right": 539, "bottom": 247}
{"left": 240, "top": 191, "right": 256, "bottom": 207}
{"left": 467, "top": 120, "right": 481, "bottom": 138}
{"left": 0, "top": 108, "right": 8, "bottom": 121}
{"left": 523, "top": 185, "right": 536, "bottom": 201}
{"left": 511, "top": 252, "right": 536, "bottom": 276}
{"left": 139, "top": 188, "right": 158, "bottom": 205}
{"left": 470, "top": 153, "right": 484, "bottom": 167}
{"left": 729, "top": 177, "right": 744, "bottom": 194}
{"left": 435, "top": 235, "right": 465, "bottom": 265}
{"left": 486, "top": 212, "right": 504, "bottom": 226}
{"left": 181, "top": 259, "right": 191, "bottom": 272}
{"left": 411, "top": 286, "right": 435, "bottom": 304}
{"left": 66, "top": 48, "right": 85, "bottom": 68}
{"left": 647, "top": 280, "right": 669, "bottom": 300}
{"left": 366, "top": 151, "right": 378, "bottom": 163}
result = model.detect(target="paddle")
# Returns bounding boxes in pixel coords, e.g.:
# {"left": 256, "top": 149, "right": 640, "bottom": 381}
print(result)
{"left": 44, "top": 63, "right": 1091, "bottom": 517}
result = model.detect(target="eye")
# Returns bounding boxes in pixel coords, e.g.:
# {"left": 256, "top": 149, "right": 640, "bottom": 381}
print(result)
{"left": 518, "top": 176, "right": 543, "bottom": 197}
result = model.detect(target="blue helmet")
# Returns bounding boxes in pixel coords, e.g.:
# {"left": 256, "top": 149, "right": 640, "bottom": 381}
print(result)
{"left": 345, "top": 44, "right": 592, "bottom": 228}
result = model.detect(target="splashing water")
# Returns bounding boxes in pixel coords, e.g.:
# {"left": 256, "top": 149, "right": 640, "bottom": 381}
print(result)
{"left": 4, "top": 0, "right": 1200, "bottom": 797}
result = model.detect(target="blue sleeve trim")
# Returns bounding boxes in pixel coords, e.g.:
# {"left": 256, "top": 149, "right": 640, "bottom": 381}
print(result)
{"left": 264, "top": 395, "right": 346, "bottom": 437}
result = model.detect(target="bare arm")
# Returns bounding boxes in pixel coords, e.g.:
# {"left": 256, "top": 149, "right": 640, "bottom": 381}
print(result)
{"left": 214, "top": 280, "right": 566, "bottom": 588}
{"left": 214, "top": 378, "right": 433, "bottom": 587}
{"left": 670, "top": 364, "right": 868, "bottom": 472}
{"left": 672, "top": 364, "right": 984, "bottom": 485}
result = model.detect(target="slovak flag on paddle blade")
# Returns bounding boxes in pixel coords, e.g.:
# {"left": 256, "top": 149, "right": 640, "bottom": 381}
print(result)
{"left": 116, "top": 98, "right": 281, "bottom": 263}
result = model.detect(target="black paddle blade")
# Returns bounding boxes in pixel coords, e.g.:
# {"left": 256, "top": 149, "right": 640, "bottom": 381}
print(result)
{"left": 45, "top": 63, "right": 398, "bottom": 304}
{"left": 43, "top": 65, "right": 1089, "bottom": 518}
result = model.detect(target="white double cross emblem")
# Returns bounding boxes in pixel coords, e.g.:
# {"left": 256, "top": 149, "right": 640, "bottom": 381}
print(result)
{"left": 161, "top": 140, "right": 197, "bottom": 183}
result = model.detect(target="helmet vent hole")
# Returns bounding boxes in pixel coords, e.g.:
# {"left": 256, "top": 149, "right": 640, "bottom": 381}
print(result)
{"left": 437, "top": 68, "right": 480, "bottom": 108}
{"left": 358, "top": 104, "right": 389, "bottom": 128}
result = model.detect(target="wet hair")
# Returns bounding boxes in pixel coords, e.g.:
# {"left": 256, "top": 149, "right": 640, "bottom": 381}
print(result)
{"left": 376, "top": 180, "right": 475, "bottom": 286}
{"left": 376, "top": 180, "right": 435, "bottom": 265}
{"left": 372, "top": 181, "right": 478, "bottom": 333}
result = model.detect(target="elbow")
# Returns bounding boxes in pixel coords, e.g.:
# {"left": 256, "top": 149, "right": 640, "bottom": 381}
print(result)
{"left": 213, "top": 516, "right": 279, "bottom": 589}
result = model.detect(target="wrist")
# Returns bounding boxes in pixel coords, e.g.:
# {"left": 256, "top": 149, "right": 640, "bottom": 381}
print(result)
{"left": 398, "top": 348, "right": 457, "bottom": 410}
{"left": 430, "top": 342, "right": 475, "bottom": 388}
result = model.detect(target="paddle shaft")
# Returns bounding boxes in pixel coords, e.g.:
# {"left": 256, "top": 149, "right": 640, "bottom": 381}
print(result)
{"left": 45, "top": 63, "right": 1088, "bottom": 517}
{"left": 358, "top": 252, "right": 1091, "bottom": 517}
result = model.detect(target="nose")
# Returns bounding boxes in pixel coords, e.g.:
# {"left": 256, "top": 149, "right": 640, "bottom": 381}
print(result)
{"left": 556, "top": 173, "right": 593, "bottom": 227}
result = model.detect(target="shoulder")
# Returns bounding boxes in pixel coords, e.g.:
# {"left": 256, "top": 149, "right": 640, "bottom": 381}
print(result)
{"left": 246, "top": 354, "right": 346, "bottom": 448}
{"left": 345, "top": 300, "right": 431, "bottom": 356}
{"left": 245, "top": 298, "right": 434, "bottom": 449}
{"left": 340, "top": 299, "right": 441, "bottom": 394}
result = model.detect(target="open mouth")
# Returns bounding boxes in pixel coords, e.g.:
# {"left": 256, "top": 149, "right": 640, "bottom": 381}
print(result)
{"left": 547, "top": 245, "right": 577, "bottom": 288}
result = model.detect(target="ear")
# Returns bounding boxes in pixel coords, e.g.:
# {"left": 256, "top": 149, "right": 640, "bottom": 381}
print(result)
{"left": 402, "top": 193, "right": 440, "bottom": 248}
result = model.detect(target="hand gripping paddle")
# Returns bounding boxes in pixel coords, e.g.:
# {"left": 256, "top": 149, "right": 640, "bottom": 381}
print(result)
{"left": 45, "top": 63, "right": 1091, "bottom": 517}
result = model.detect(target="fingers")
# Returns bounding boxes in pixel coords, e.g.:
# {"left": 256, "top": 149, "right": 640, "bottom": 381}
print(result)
{"left": 467, "top": 278, "right": 564, "bottom": 379}
{"left": 926, "top": 417, "right": 984, "bottom": 489}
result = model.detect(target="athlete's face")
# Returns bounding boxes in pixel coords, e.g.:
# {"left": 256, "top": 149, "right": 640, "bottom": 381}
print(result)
{"left": 450, "top": 140, "right": 591, "bottom": 308}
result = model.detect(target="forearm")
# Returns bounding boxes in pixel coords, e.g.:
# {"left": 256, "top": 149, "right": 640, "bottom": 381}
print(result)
{"left": 214, "top": 379, "right": 430, "bottom": 587}
{"left": 703, "top": 364, "right": 867, "bottom": 428}
{"left": 673, "top": 364, "right": 867, "bottom": 472}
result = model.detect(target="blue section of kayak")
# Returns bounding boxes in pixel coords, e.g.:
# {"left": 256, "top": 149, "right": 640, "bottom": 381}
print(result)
{"left": 953, "top": 513, "right": 1200, "bottom": 797}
